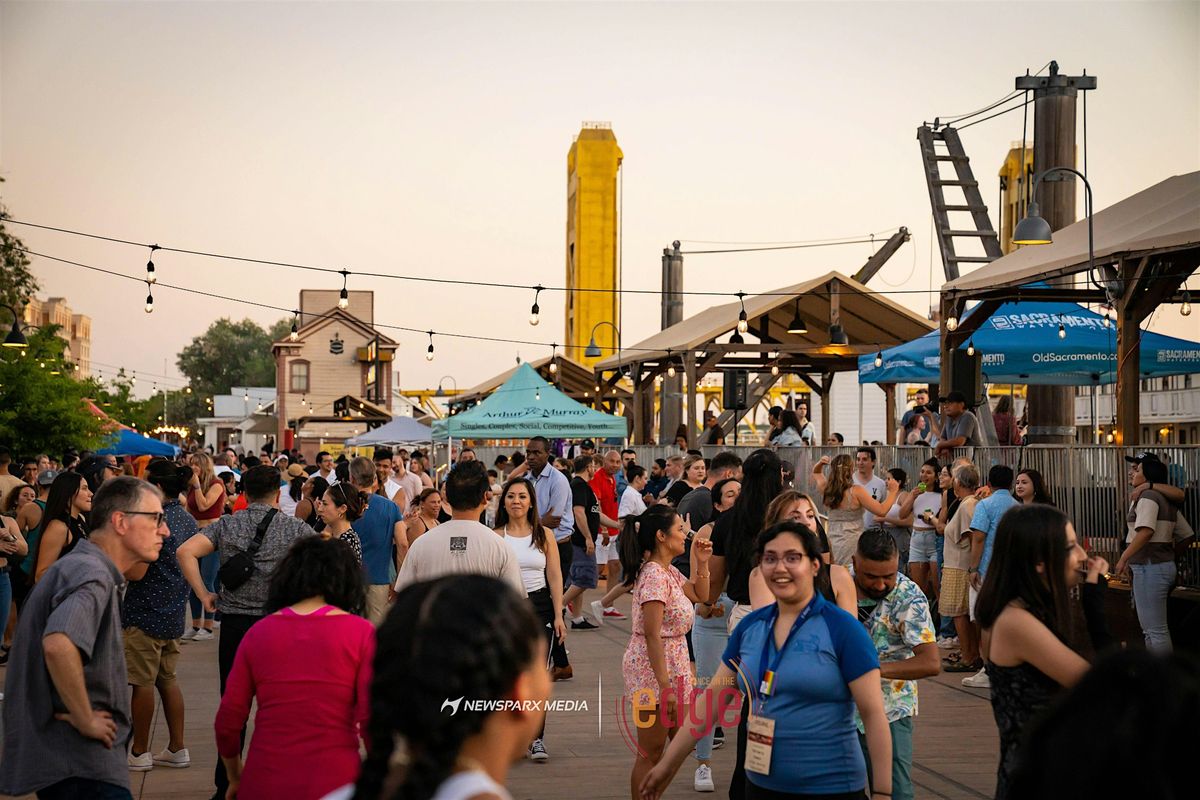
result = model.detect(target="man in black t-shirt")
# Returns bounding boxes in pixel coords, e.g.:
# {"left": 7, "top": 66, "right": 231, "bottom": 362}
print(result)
{"left": 563, "top": 456, "right": 618, "bottom": 630}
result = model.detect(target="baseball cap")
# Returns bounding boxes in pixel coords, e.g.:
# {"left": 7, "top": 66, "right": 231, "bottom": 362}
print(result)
{"left": 943, "top": 391, "right": 968, "bottom": 404}
{"left": 1123, "top": 451, "right": 1163, "bottom": 465}
{"left": 581, "top": 439, "right": 595, "bottom": 449}
{"left": 36, "top": 469, "right": 60, "bottom": 486}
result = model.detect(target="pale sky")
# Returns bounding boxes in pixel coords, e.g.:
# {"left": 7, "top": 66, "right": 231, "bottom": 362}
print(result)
{"left": 2, "top": 1, "right": 1197, "bottom": 398}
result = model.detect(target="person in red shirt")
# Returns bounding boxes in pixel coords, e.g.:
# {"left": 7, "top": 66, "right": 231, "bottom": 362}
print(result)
{"left": 589, "top": 451, "right": 626, "bottom": 621}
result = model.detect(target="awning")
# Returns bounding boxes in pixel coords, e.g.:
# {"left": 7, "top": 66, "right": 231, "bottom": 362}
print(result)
{"left": 96, "top": 429, "right": 180, "bottom": 457}
{"left": 859, "top": 299, "right": 1200, "bottom": 385}
{"left": 345, "top": 416, "right": 433, "bottom": 447}
{"left": 433, "top": 363, "right": 628, "bottom": 440}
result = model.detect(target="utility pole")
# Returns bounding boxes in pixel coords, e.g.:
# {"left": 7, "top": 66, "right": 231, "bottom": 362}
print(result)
{"left": 659, "top": 241, "right": 684, "bottom": 444}
{"left": 1015, "top": 61, "right": 1096, "bottom": 445}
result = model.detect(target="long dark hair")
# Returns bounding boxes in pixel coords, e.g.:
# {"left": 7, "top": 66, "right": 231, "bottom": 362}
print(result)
{"left": 725, "top": 449, "right": 783, "bottom": 586}
{"left": 265, "top": 536, "right": 366, "bottom": 615}
{"left": 1017, "top": 468, "right": 1054, "bottom": 505}
{"left": 618, "top": 505, "right": 678, "bottom": 588}
{"left": 354, "top": 575, "right": 542, "bottom": 800}
{"left": 494, "top": 477, "right": 547, "bottom": 553}
{"left": 289, "top": 474, "right": 306, "bottom": 502}
{"left": 755, "top": 521, "right": 823, "bottom": 567}
{"left": 44, "top": 471, "right": 87, "bottom": 530}
{"left": 975, "top": 504, "right": 1073, "bottom": 642}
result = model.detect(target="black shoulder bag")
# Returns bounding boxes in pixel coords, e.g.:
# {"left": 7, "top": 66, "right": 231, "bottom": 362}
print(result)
{"left": 218, "top": 508, "right": 278, "bottom": 591}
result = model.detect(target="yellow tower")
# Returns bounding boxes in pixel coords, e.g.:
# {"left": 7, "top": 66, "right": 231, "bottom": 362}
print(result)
{"left": 566, "top": 122, "right": 623, "bottom": 366}
{"left": 998, "top": 142, "right": 1035, "bottom": 254}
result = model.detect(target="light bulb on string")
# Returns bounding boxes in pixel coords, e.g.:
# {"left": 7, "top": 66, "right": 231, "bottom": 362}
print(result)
{"left": 290, "top": 311, "right": 299, "bottom": 341}
{"left": 144, "top": 283, "right": 155, "bottom": 314}
{"left": 337, "top": 269, "right": 350, "bottom": 309}
{"left": 666, "top": 349, "right": 676, "bottom": 379}
{"left": 425, "top": 331, "right": 435, "bottom": 362}
{"left": 874, "top": 348, "right": 883, "bottom": 368}
{"left": 967, "top": 340, "right": 975, "bottom": 357}
{"left": 548, "top": 344, "right": 558, "bottom": 374}
{"left": 736, "top": 292, "right": 749, "bottom": 333}
{"left": 529, "top": 285, "right": 543, "bottom": 327}
{"left": 535, "top": 389, "right": 541, "bottom": 401}
{"left": 771, "top": 363, "right": 780, "bottom": 376}
{"left": 145, "top": 244, "right": 159, "bottom": 284}
{"left": 946, "top": 315, "right": 959, "bottom": 332}
{"left": 1058, "top": 320, "right": 1066, "bottom": 339}
{"left": 1182, "top": 290, "right": 1192, "bottom": 317}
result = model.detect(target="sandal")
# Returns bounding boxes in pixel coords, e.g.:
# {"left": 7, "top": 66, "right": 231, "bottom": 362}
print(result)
{"left": 944, "top": 658, "right": 983, "bottom": 673}
{"left": 942, "top": 651, "right": 964, "bottom": 664}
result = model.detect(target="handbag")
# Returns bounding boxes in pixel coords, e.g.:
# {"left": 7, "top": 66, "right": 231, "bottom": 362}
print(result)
{"left": 218, "top": 508, "right": 278, "bottom": 591}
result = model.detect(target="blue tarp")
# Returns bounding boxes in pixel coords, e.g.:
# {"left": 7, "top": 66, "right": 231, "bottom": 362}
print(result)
{"left": 96, "top": 428, "right": 181, "bottom": 457}
{"left": 859, "top": 300, "right": 1200, "bottom": 385}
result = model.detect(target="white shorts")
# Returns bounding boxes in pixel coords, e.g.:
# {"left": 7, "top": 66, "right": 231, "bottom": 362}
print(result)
{"left": 595, "top": 536, "right": 620, "bottom": 563}
{"left": 968, "top": 583, "right": 980, "bottom": 622}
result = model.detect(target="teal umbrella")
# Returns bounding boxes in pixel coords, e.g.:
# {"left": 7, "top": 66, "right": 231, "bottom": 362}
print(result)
{"left": 433, "top": 363, "right": 628, "bottom": 440}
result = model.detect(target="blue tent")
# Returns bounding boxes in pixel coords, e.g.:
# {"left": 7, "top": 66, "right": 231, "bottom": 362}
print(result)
{"left": 432, "top": 363, "right": 628, "bottom": 440}
{"left": 859, "top": 300, "right": 1200, "bottom": 385}
{"left": 96, "top": 428, "right": 181, "bottom": 457}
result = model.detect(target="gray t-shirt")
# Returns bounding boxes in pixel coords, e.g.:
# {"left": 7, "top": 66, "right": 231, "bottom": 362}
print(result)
{"left": 202, "top": 503, "right": 318, "bottom": 616}
{"left": 939, "top": 410, "right": 982, "bottom": 447}
{"left": 0, "top": 539, "right": 130, "bottom": 795}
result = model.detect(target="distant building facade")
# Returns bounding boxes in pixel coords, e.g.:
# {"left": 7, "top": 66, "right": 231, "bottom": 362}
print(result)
{"left": 23, "top": 296, "right": 92, "bottom": 377}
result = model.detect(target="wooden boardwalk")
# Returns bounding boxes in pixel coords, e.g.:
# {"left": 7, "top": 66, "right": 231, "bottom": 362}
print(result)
{"left": 1, "top": 594, "right": 999, "bottom": 799}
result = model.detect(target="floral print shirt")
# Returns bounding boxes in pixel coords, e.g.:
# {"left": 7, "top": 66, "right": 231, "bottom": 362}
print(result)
{"left": 850, "top": 571, "right": 936, "bottom": 727}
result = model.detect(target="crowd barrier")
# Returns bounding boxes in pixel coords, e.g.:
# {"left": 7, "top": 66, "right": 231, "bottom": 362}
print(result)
{"left": 463, "top": 444, "right": 1200, "bottom": 590}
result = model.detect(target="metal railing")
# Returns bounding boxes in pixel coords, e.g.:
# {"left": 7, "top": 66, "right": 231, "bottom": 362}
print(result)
{"left": 465, "top": 444, "right": 1200, "bottom": 588}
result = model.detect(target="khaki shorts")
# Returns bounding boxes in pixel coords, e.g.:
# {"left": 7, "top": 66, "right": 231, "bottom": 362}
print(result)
{"left": 124, "top": 627, "right": 180, "bottom": 687}
{"left": 366, "top": 584, "right": 391, "bottom": 626}
{"left": 939, "top": 567, "right": 970, "bottom": 617}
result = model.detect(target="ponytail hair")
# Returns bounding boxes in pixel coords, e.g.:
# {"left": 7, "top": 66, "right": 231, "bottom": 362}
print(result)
{"left": 618, "top": 505, "right": 678, "bottom": 588}
{"left": 354, "top": 575, "right": 542, "bottom": 800}
{"left": 327, "top": 482, "right": 368, "bottom": 523}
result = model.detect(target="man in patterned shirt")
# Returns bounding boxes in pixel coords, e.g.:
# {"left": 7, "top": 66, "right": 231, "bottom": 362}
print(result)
{"left": 850, "top": 528, "right": 940, "bottom": 800}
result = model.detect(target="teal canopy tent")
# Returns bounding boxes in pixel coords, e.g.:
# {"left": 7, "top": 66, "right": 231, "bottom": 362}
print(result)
{"left": 432, "top": 363, "right": 628, "bottom": 440}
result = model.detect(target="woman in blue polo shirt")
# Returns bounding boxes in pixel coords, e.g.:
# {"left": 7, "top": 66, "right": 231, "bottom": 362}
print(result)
{"left": 641, "top": 521, "right": 892, "bottom": 800}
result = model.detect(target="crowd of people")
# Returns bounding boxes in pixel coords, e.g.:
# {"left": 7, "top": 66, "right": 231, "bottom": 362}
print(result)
{"left": 0, "top": 431, "right": 1193, "bottom": 800}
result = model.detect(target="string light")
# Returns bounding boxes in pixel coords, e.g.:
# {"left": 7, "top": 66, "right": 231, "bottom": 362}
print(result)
{"left": 290, "top": 311, "right": 300, "bottom": 341}
{"left": 338, "top": 269, "right": 350, "bottom": 309}
{"left": 666, "top": 349, "right": 676, "bottom": 379}
{"left": 535, "top": 388, "right": 541, "bottom": 401}
{"left": 144, "top": 282, "right": 155, "bottom": 313}
{"left": 736, "top": 292, "right": 749, "bottom": 333}
{"left": 425, "top": 331, "right": 435, "bottom": 361}
{"left": 1058, "top": 320, "right": 1066, "bottom": 339}
{"left": 771, "top": 361, "right": 780, "bottom": 376}
{"left": 529, "top": 285, "right": 543, "bottom": 327}
{"left": 1182, "top": 289, "right": 1192, "bottom": 317}
{"left": 967, "top": 340, "right": 975, "bottom": 356}
{"left": 729, "top": 331, "right": 745, "bottom": 345}
{"left": 946, "top": 315, "right": 959, "bottom": 332}
{"left": 131, "top": 371, "right": 137, "bottom": 386}
{"left": 874, "top": 349, "right": 883, "bottom": 368}
{"left": 145, "top": 244, "right": 158, "bottom": 284}
{"left": 548, "top": 343, "right": 558, "bottom": 373}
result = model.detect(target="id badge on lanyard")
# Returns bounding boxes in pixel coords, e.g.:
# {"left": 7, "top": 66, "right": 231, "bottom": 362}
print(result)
{"left": 745, "top": 597, "right": 817, "bottom": 775}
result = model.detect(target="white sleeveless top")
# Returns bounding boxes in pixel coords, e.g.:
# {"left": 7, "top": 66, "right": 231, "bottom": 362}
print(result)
{"left": 321, "top": 771, "right": 512, "bottom": 800}
{"left": 911, "top": 491, "right": 943, "bottom": 531}
{"left": 503, "top": 530, "right": 548, "bottom": 594}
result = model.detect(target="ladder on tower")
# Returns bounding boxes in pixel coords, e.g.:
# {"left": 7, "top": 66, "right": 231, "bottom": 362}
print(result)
{"left": 917, "top": 125, "right": 1004, "bottom": 281}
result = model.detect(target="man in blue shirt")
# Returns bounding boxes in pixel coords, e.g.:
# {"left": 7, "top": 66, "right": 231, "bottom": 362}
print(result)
{"left": 348, "top": 457, "right": 407, "bottom": 625}
{"left": 516, "top": 437, "right": 574, "bottom": 680}
{"left": 964, "top": 464, "right": 1018, "bottom": 688}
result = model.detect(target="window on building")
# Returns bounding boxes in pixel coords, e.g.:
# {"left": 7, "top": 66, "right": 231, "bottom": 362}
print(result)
{"left": 290, "top": 360, "right": 310, "bottom": 393}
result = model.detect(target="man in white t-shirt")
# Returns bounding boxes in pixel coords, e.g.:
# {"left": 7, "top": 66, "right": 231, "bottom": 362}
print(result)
{"left": 393, "top": 449, "right": 424, "bottom": 511}
{"left": 374, "top": 449, "right": 406, "bottom": 506}
{"left": 854, "top": 446, "right": 888, "bottom": 529}
{"left": 394, "top": 461, "right": 524, "bottom": 596}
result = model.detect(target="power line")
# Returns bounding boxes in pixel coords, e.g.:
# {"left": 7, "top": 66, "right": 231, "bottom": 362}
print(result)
{"left": 955, "top": 96, "right": 1029, "bottom": 132}
{"left": 932, "top": 60, "right": 1053, "bottom": 127}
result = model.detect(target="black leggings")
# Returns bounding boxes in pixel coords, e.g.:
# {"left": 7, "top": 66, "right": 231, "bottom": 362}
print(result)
{"left": 550, "top": 540, "right": 572, "bottom": 668}
{"left": 527, "top": 586, "right": 556, "bottom": 739}
{"left": 745, "top": 784, "right": 866, "bottom": 800}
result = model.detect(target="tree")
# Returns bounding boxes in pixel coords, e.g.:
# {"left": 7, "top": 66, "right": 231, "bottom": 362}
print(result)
{"left": 0, "top": 328, "right": 106, "bottom": 455}
{"left": 176, "top": 317, "right": 289, "bottom": 398}
{"left": 0, "top": 182, "right": 39, "bottom": 311}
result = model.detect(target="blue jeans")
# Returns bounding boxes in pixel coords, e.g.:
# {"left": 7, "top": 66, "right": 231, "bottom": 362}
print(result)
{"left": 1130, "top": 560, "right": 1176, "bottom": 653}
{"left": 0, "top": 571, "right": 11, "bottom": 645}
{"left": 692, "top": 594, "right": 734, "bottom": 762}
{"left": 188, "top": 552, "right": 219, "bottom": 623}
{"left": 37, "top": 777, "right": 132, "bottom": 799}
{"left": 935, "top": 535, "right": 955, "bottom": 638}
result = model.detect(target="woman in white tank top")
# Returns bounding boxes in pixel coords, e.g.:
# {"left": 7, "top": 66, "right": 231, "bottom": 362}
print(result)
{"left": 899, "top": 458, "right": 944, "bottom": 599}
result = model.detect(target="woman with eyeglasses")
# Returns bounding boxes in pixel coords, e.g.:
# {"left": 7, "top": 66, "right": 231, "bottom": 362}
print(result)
{"left": 31, "top": 472, "right": 92, "bottom": 582}
{"left": 641, "top": 522, "right": 891, "bottom": 800}
{"left": 317, "top": 484, "right": 366, "bottom": 564}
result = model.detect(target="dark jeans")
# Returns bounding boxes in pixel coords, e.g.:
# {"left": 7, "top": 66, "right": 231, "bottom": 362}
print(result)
{"left": 550, "top": 539, "right": 572, "bottom": 668}
{"left": 528, "top": 587, "right": 557, "bottom": 738}
{"left": 731, "top": 695, "right": 748, "bottom": 800}
{"left": 212, "top": 613, "right": 263, "bottom": 800}
{"left": 38, "top": 777, "right": 133, "bottom": 799}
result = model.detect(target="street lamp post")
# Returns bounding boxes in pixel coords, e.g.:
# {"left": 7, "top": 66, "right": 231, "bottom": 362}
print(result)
{"left": 1012, "top": 166, "right": 1095, "bottom": 279}
{"left": 584, "top": 321, "right": 622, "bottom": 409}
{"left": 2, "top": 304, "right": 30, "bottom": 349}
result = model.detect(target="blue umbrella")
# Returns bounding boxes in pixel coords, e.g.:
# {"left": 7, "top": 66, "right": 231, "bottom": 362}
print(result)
{"left": 859, "top": 300, "right": 1200, "bottom": 385}
{"left": 96, "top": 428, "right": 180, "bottom": 457}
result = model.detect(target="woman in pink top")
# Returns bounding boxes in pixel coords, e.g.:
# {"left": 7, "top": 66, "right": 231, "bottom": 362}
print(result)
{"left": 618, "top": 505, "right": 712, "bottom": 798}
{"left": 215, "top": 536, "right": 374, "bottom": 800}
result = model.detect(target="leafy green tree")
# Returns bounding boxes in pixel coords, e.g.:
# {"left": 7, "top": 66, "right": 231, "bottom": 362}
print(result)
{"left": 89, "top": 370, "right": 158, "bottom": 433}
{"left": 0, "top": 328, "right": 106, "bottom": 455}
{"left": 0, "top": 184, "right": 39, "bottom": 311}
{"left": 176, "top": 317, "right": 289, "bottom": 398}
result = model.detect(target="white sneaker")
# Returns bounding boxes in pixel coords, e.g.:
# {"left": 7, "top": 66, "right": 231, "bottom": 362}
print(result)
{"left": 936, "top": 636, "right": 959, "bottom": 649}
{"left": 192, "top": 629, "right": 214, "bottom": 641}
{"left": 180, "top": 628, "right": 197, "bottom": 642}
{"left": 588, "top": 600, "right": 605, "bottom": 626}
{"left": 962, "top": 668, "right": 991, "bottom": 689}
{"left": 153, "top": 747, "right": 191, "bottom": 768}
{"left": 128, "top": 751, "right": 153, "bottom": 771}
{"left": 694, "top": 764, "right": 715, "bottom": 792}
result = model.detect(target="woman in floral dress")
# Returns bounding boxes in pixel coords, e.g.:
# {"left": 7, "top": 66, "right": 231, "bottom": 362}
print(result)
{"left": 619, "top": 504, "right": 712, "bottom": 799}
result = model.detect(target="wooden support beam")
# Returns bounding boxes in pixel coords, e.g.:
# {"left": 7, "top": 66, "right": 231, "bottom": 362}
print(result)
{"left": 684, "top": 352, "right": 698, "bottom": 447}
{"left": 853, "top": 228, "right": 911, "bottom": 285}
{"left": 820, "top": 372, "right": 834, "bottom": 443}
{"left": 945, "top": 299, "right": 1002, "bottom": 348}
{"left": 882, "top": 383, "right": 897, "bottom": 445}
{"left": 1115, "top": 259, "right": 1142, "bottom": 446}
